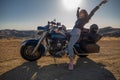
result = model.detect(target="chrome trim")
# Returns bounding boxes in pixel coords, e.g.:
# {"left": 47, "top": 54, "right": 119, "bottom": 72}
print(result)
{"left": 32, "top": 31, "right": 47, "bottom": 54}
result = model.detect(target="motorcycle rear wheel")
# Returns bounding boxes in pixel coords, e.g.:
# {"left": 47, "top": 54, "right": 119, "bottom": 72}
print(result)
{"left": 78, "top": 55, "right": 88, "bottom": 58}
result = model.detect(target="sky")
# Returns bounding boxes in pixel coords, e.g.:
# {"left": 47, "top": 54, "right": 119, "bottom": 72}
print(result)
{"left": 0, "top": 0, "right": 120, "bottom": 30}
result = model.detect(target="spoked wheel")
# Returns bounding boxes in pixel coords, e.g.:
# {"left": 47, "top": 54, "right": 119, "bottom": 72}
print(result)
{"left": 20, "top": 44, "right": 42, "bottom": 61}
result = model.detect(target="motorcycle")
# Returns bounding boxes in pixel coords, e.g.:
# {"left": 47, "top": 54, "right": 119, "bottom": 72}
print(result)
{"left": 20, "top": 21, "right": 102, "bottom": 61}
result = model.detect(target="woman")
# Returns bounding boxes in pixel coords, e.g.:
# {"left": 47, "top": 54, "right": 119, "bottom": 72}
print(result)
{"left": 68, "top": 0, "right": 108, "bottom": 70}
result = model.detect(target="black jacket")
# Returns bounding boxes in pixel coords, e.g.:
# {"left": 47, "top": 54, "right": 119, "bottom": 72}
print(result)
{"left": 74, "top": 6, "right": 99, "bottom": 30}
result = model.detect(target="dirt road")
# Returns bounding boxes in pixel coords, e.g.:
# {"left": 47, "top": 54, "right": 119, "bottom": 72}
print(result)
{"left": 0, "top": 38, "right": 120, "bottom": 80}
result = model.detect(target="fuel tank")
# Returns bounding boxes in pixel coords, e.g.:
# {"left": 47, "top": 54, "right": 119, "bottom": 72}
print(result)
{"left": 50, "top": 33, "right": 67, "bottom": 40}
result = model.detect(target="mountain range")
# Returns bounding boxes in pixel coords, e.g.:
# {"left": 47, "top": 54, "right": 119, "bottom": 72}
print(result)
{"left": 0, "top": 27, "right": 120, "bottom": 39}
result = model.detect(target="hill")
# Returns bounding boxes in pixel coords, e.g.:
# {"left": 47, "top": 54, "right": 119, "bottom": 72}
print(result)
{"left": 0, "top": 29, "right": 36, "bottom": 39}
{"left": 0, "top": 27, "right": 120, "bottom": 39}
{"left": 99, "top": 27, "right": 120, "bottom": 37}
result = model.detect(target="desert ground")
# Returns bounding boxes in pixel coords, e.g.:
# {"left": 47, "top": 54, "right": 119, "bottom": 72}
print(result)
{"left": 0, "top": 37, "right": 120, "bottom": 80}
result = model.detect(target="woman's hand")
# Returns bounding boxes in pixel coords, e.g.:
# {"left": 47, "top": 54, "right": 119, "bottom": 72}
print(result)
{"left": 77, "top": 7, "right": 80, "bottom": 10}
{"left": 76, "top": 7, "right": 80, "bottom": 18}
{"left": 99, "top": 0, "right": 108, "bottom": 7}
{"left": 102, "top": 0, "right": 108, "bottom": 4}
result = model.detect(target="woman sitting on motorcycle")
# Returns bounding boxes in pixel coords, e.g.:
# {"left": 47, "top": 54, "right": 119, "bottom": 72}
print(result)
{"left": 68, "top": 0, "right": 108, "bottom": 70}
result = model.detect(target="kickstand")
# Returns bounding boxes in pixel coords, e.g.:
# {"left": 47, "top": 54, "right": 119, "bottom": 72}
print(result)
{"left": 53, "top": 57, "right": 58, "bottom": 67}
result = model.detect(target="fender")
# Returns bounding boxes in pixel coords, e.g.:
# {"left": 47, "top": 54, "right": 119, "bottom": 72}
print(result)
{"left": 21, "top": 39, "right": 39, "bottom": 46}
{"left": 21, "top": 39, "right": 45, "bottom": 56}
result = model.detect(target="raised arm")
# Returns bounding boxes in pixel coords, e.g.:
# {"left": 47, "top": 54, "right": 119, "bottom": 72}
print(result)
{"left": 88, "top": 0, "right": 108, "bottom": 20}
{"left": 76, "top": 7, "right": 80, "bottom": 19}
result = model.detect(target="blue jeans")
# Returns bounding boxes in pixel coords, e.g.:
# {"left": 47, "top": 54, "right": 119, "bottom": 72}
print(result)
{"left": 68, "top": 28, "right": 81, "bottom": 58}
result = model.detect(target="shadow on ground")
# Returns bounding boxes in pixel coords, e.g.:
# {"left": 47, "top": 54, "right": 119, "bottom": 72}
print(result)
{"left": 0, "top": 57, "right": 116, "bottom": 80}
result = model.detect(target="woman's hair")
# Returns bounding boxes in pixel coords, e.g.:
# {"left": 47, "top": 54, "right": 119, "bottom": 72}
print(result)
{"left": 80, "top": 9, "right": 89, "bottom": 22}
{"left": 80, "top": 9, "right": 88, "bottom": 18}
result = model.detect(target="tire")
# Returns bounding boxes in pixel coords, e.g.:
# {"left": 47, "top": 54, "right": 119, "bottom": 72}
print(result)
{"left": 78, "top": 55, "right": 88, "bottom": 58}
{"left": 20, "top": 44, "right": 43, "bottom": 61}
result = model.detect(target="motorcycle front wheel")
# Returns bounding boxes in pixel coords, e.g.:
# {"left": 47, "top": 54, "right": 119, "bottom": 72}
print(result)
{"left": 20, "top": 44, "right": 43, "bottom": 61}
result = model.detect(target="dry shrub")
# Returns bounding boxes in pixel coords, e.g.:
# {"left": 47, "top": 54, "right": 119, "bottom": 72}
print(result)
{"left": 101, "top": 37, "right": 120, "bottom": 41}
{"left": 0, "top": 38, "right": 24, "bottom": 43}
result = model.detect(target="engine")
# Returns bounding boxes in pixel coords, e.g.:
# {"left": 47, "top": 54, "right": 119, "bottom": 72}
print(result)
{"left": 48, "top": 39, "right": 66, "bottom": 50}
{"left": 47, "top": 38, "right": 66, "bottom": 57}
